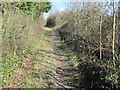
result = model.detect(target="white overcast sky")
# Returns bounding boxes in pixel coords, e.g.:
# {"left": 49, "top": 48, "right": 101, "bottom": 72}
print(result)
{"left": 43, "top": 1, "right": 66, "bottom": 19}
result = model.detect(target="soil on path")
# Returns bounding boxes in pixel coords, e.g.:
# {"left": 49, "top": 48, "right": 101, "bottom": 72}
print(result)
{"left": 5, "top": 29, "right": 72, "bottom": 88}
{"left": 51, "top": 31, "right": 72, "bottom": 89}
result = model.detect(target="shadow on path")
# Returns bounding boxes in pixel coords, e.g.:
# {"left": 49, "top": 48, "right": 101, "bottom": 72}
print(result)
{"left": 50, "top": 31, "right": 73, "bottom": 89}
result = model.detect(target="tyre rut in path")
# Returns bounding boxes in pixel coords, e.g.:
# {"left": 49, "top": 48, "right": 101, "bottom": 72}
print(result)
{"left": 51, "top": 31, "right": 71, "bottom": 89}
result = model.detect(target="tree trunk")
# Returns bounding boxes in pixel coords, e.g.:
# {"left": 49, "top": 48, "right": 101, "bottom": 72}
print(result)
{"left": 100, "top": 16, "right": 102, "bottom": 60}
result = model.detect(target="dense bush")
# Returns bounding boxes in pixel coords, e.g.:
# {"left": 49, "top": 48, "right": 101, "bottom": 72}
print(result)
{"left": 46, "top": 2, "right": 120, "bottom": 89}
{"left": 0, "top": 2, "right": 51, "bottom": 87}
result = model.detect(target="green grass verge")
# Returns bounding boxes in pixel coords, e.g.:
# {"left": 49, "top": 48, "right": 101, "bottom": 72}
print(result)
{"left": 2, "top": 29, "right": 56, "bottom": 88}
{"left": 21, "top": 29, "right": 56, "bottom": 88}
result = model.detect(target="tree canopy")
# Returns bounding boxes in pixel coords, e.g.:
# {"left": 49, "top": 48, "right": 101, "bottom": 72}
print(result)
{"left": 16, "top": 2, "right": 52, "bottom": 18}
